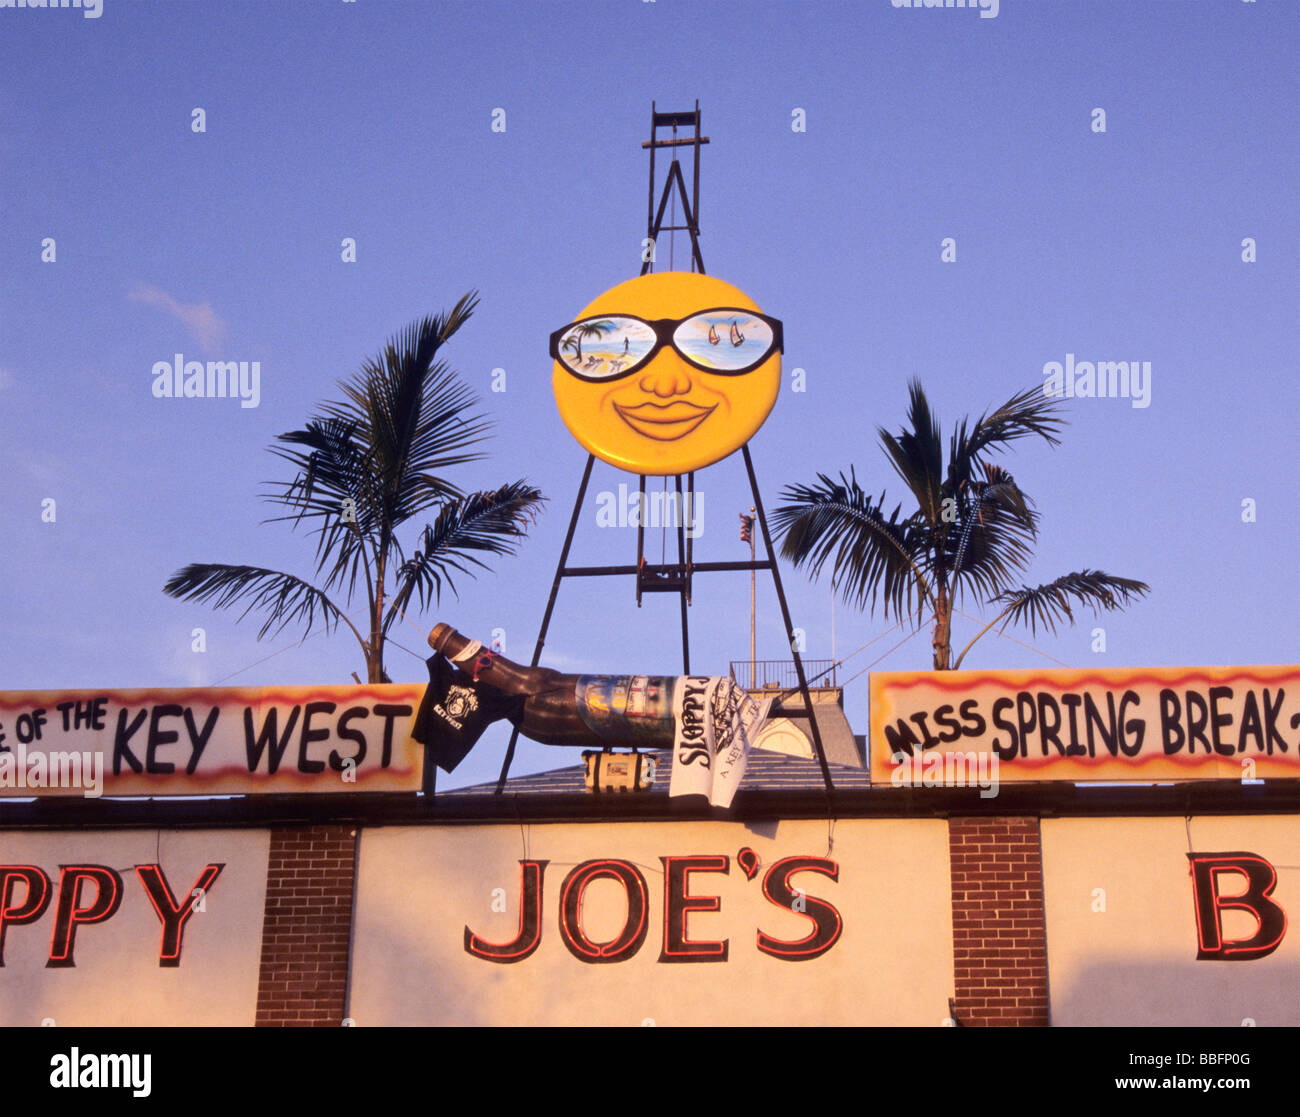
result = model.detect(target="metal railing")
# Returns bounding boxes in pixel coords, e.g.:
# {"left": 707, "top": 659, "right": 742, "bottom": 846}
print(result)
{"left": 729, "top": 659, "right": 838, "bottom": 691}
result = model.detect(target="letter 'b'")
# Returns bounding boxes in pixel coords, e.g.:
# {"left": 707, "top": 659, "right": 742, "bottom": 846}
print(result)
{"left": 1187, "top": 852, "right": 1287, "bottom": 960}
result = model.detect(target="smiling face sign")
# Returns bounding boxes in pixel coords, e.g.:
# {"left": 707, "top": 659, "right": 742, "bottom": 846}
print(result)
{"left": 551, "top": 272, "right": 782, "bottom": 475}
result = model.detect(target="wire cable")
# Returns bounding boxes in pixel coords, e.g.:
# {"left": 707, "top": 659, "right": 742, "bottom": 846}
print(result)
{"left": 212, "top": 603, "right": 372, "bottom": 684}
{"left": 838, "top": 625, "right": 927, "bottom": 687}
{"left": 950, "top": 606, "right": 1071, "bottom": 667}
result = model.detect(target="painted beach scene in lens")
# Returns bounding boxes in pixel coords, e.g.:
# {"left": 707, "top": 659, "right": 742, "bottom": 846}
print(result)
{"left": 575, "top": 674, "right": 675, "bottom": 743}
{"left": 558, "top": 317, "right": 656, "bottom": 378}
{"left": 673, "top": 310, "right": 773, "bottom": 370}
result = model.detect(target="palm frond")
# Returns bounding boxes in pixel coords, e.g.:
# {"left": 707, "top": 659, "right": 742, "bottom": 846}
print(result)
{"left": 989, "top": 569, "right": 1151, "bottom": 637}
{"left": 162, "top": 563, "right": 354, "bottom": 642}
{"left": 973, "top": 462, "right": 1035, "bottom": 525}
{"left": 259, "top": 426, "right": 377, "bottom": 605}
{"left": 878, "top": 379, "right": 945, "bottom": 523}
{"left": 943, "top": 500, "right": 1037, "bottom": 605}
{"left": 322, "top": 293, "right": 491, "bottom": 528}
{"left": 162, "top": 295, "right": 547, "bottom": 683}
{"left": 266, "top": 418, "right": 374, "bottom": 527}
{"left": 773, "top": 469, "right": 931, "bottom": 621}
{"left": 386, "top": 482, "right": 546, "bottom": 624}
{"left": 956, "top": 384, "right": 1066, "bottom": 471}
{"left": 945, "top": 461, "right": 1038, "bottom": 595}
{"left": 258, "top": 296, "right": 491, "bottom": 597}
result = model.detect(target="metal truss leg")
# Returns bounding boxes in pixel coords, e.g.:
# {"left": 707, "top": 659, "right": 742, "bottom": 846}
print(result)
{"left": 494, "top": 455, "right": 595, "bottom": 793}
{"left": 742, "top": 444, "right": 836, "bottom": 803}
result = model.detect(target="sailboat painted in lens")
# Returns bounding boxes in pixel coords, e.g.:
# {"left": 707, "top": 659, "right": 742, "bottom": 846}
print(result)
{"left": 730, "top": 319, "right": 744, "bottom": 346}
{"left": 708, "top": 323, "right": 720, "bottom": 346}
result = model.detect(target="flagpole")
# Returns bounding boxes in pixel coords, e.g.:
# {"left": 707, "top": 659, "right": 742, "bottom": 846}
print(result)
{"left": 740, "top": 510, "right": 757, "bottom": 687}
{"left": 830, "top": 584, "right": 836, "bottom": 683}
{"left": 749, "top": 506, "right": 756, "bottom": 684}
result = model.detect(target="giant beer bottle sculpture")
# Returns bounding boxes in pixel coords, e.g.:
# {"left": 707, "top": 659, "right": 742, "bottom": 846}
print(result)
{"left": 427, "top": 623, "right": 678, "bottom": 752}
{"left": 420, "top": 622, "right": 767, "bottom": 808}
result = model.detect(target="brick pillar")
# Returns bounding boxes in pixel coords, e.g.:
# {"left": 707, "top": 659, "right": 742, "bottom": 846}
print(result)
{"left": 255, "top": 825, "right": 358, "bottom": 1027}
{"left": 948, "top": 816, "right": 1049, "bottom": 1026}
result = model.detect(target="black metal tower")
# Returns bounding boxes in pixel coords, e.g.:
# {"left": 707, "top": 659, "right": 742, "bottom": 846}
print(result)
{"left": 492, "top": 103, "right": 835, "bottom": 802}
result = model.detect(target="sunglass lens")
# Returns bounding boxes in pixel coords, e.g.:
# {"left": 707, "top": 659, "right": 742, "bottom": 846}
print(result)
{"left": 557, "top": 317, "right": 656, "bottom": 377}
{"left": 675, "top": 312, "right": 774, "bottom": 371}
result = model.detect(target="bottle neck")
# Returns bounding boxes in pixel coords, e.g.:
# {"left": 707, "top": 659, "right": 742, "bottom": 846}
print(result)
{"left": 429, "top": 624, "right": 566, "bottom": 694}
{"left": 447, "top": 639, "right": 483, "bottom": 666}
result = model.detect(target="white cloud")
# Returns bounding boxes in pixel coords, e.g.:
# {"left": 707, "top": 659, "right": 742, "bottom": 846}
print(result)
{"left": 128, "top": 284, "right": 227, "bottom": 353}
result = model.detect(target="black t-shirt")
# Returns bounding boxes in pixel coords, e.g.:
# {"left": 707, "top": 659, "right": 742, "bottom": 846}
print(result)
{"left": 411, "top": 655, "right": 527, "bottom": 773}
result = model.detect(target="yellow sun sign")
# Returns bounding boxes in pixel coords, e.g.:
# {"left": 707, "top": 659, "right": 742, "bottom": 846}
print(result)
{"left": 551, "top": 272, "right": 781, "bottom": 475}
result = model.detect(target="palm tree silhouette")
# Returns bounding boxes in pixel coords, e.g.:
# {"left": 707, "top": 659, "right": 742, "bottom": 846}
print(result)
{"left": 164, "top": 293, "right": 545, "bottom": 683}
{"left": 773, "top": 379, "right": 1148, "bottom": 670}
{"left": 561, "top": 319, "right": 615, "bottom": 365}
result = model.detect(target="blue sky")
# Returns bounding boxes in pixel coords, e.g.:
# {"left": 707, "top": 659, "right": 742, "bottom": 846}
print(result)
{"left": 1, "top": 0, "right": 1296, "bottom": 790}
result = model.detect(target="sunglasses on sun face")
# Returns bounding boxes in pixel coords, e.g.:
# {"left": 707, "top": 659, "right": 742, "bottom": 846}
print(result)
{"left": 550, "top": 308, "right": 783, "bottom": 382}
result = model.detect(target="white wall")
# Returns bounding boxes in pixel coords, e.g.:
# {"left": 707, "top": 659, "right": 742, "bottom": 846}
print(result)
{"left": 351, "top": 818, "right": 954, "bottom": 1026}
{"left": 0, "top": 829, "right": 269, "bottom": 1026}
{"left": 1042, "top": 815, "right": 1300, "bottom": 1026}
